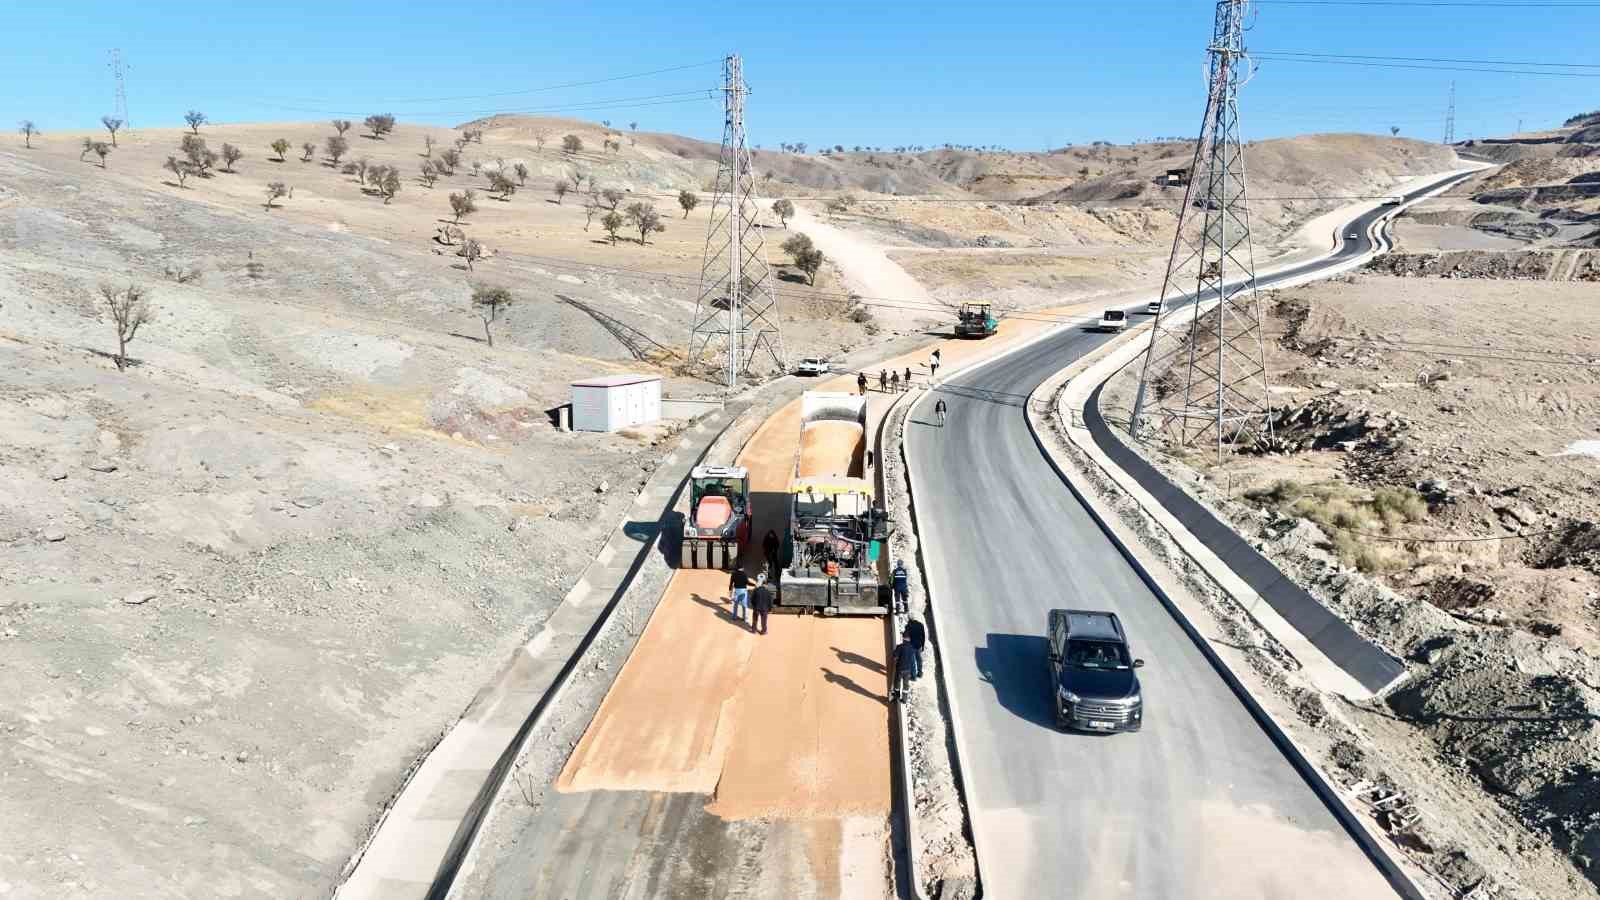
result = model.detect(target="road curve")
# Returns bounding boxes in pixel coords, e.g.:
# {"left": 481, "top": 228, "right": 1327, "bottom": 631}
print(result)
{"left": 903, "top": 169, "right": 1474, "bottom": 899}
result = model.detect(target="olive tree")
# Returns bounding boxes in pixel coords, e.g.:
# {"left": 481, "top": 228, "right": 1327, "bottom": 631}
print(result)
{"left": 364, "top": 113, "right": 396, "bottom": 139}
{"left": 461, "top": 237, "right": 483, "bottom": 271}
{"left": 438, "top": 147, "right": 461, "bottom": 174}
{"left": 599, "top": 188, "right": 622, "bottom": 210}
{"left": 325, "top": 135, "right": 349, "bottom": 164}
{"left": 624, "top": 202, "right": 665, "bottom": 245}
{"left": 561, "top": 134, "right": 582, "bottom": 154}
{"left": 184, "top": 110, "right": 207, "bottom": 133}
{"left": 182, "top": 134, "right": 217, "bottom": 176}
{"left": 99, "top": 282, "right": 150, "bottom": 370}
{"left": 771, "top": 198, "right": 795, "bottom": 228}
{"left": 553, "top": 179, "right": 570, "bottom": 204}
{"left": 301, "top": 141, "right": 316, "bottom": 162}
{"left": 377, "top": 166, "right": 401, "bottom": 203}
{"left": 264, "top": 181, "right": 289, "bottom": 210}
{"left": 420, "top": 160, "right": 439, "bottom": 187}
{"left": 19, "top": 120, "right": 37, "bottom": 148}
{"left": 782, "top": 233, "right": 825, "bottom": 284}
{"left": 470, "top": 283, "right": 513, "bottom": 346}
{"left": 163, "top": 156, "right": 193, "bottom": 187}
{"left": 220, "top": 143, "right": 243, "bottom": 172}
{"left": 100, "top": 116, "right": 123, "bottom": 147}
{"left": 678, "top": 190, "right": 699, "bottom": 218}
{"left": 449, "top": 188, "right": 477, "bottom": 223}
{"left": 271, "top": 138, "right": 291, "bottom": 161}
{"left": 601, "top": 210, "right": 625, "bottom": 244}
{"left": 488, "top": 170, "right": 516, "bottom": 200}
{"left": 583, "top": 196, "right": 602, "bottom": 230}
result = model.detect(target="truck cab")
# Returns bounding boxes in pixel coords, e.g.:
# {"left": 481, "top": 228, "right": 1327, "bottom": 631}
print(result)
{"left": 1047, "top": 609, "right": 1145, "bottom": 733}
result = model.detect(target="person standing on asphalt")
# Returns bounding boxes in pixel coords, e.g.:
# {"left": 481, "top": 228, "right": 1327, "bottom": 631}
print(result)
{"left": 904, "top": 366, "right": 913, "bottom": 388}
{"left": 762, "top": 529, "right": 781, "bottom": 582}
{"left": 728, "top": 567, "right": 751, "bottom": 624}
{"left": 932, "top": 348, "right": 941, "bottom": 368}
{"left": 890, "top": 371, "right": 900, "bottom": 392}
{"left": 879, "top": 369, "right": 887, "bottom": 392}
{"left": 891, "top": 559, "right": 909, "bottom": 614}
{"left": 751, "top": 579, "right": 774, "bottom": 634}
{"left": 934, "top": 398, "right": 948, "bottom": 427}
{"left": 903, "top": 617, "right": 927, "bottom": 678}
{"left": 857, "top": 372, "right": 868, "bottom": 395}
{"left": 890, "top": 636, "right": 917, "bottom": 702}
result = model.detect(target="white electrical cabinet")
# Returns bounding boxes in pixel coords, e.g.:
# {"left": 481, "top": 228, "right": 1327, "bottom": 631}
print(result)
{"left": 570, "top": 374, "right": 662, "bottom": 432}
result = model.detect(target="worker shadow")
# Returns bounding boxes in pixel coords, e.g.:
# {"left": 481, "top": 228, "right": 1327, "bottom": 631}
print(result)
{"left": 688, "top": 592, "right": 751, "bottom": 630}
{"left": 933, "top": 383, "right": 1029, "bottom": 409}
{"left": 974, "top": 633, "right": 1057, "bottom": 730}
{"left": 830, "top": 646, "right": 886, "bottom": 676}
{"left": 820, "top": 667, "right": 888, "bottom": 707}
{"left": 656, "top": 513, "right": 684, "bottom": 566}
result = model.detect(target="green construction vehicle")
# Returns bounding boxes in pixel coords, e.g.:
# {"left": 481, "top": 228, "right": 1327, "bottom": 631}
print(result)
{"left": 955, "top": 301, "right": 998, "bottom": 338}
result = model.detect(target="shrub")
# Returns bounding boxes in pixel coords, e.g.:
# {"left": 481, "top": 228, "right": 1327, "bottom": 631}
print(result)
{"left": 301, "top": 141, "right": 315, "bottom": 162}
{"left": 271, "top": 138, "right": 291, "bottom": 161}
{"left": 1371, "top": 487, "right": 1428, "bottom": 529}
{"left": 220, "top": 142, "right": 243, "bottom": 172}
{"left": 364, "top": 114, "right": 396, "bottom": 138}
{"left": 449, "top": 189, "right": 477, "bottom": 223}
{"left": 1243, "top": 479, "right": 1304, "bottom": 505}
{"left": 553, "top": 179, "right": 570, "bottom": 203}
{"left": 325, "top": 135, "right": 349, "bottom": 164}
{"left": 163, "top": 155, "right": 193, "bottom": 187}
{"left": 601, "top": 210, "right": 624, "bottom": 243}
{"left": 562, "top": 134, "right": 582, "bottom": 154}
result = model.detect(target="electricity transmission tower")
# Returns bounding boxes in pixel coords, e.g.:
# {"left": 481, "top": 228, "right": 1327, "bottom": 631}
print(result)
{"left": 687, "top": 54, "right": 784, "bottom": 388}
{"left": 1129, "top": 0, "right": 1272, "bottom": 455}
{"left": 108, "top": 49, "right": 131, "bottom": 129}
{"left": 1443, "top": 81, "right": 1456, "bottom": 144}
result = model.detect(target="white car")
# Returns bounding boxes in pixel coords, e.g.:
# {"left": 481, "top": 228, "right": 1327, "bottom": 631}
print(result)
{"left": 1144, "top": 300, "right": 1163, "bottom": 316}
{"left": 795, "top": 356, "right": 831, "bottom": 376}
{"left": 1097, "top": 309, "right": 1128, "bottom": 333}
{"left": 1347, "top": 231, "right": 1360, "bottom": 240}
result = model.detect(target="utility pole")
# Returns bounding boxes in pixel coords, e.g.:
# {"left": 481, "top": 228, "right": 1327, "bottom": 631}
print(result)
{"left": 1129, "top": 0, "right": 1272, "bottom": 458}
{"left": 687, "top": 54, "right": 785, "bottom": 389}
{"left": 108, "top": 48, "right": 131, "bottom": 130}
{"left": 1443, "top": 81, "right": 1456, "bottom": 145}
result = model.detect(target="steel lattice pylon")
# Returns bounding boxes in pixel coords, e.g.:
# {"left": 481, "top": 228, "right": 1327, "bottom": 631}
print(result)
{"left": 687, "top": 54, "right": 784, "bottom": 388}
{"left": 1130, "top": 0, "right": 1272, "bottom": 456}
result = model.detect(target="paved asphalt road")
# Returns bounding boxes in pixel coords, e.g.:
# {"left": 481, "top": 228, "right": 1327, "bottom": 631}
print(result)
{"left": 903, "top": 170, "right": 1474, "bottom": 899}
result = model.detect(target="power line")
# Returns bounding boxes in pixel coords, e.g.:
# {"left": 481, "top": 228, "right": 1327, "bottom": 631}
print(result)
{"left": 1253, "top": 55, "right": 1600, "bottom": 77}
{"left": 244, "top": 89, "right": 719, "bottom": 119}
{"left": 251, "top": 60, "right": 723, "bottom": 107}
{"left": 1255, "top": 1, "right": 1600, "bottom": 6}
{"left": 1254, "top": 50, "right": 1600, "bottom": 69}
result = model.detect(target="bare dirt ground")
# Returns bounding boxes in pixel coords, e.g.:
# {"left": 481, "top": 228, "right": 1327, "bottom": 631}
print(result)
{"left": 1097, "top": 272, "right": 1600, "bottom": 897}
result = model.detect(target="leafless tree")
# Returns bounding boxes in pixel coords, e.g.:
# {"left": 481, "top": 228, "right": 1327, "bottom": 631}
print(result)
{"left": 184, "top": 110, "right": 207, "bottom": 133}
{"left": 678, "top": 190, "right": 699, "bottom": 218}
{"left": 488, "top": 170, "right": 516, "bottom": 200}
{"left": 325, "top": 135, "right": 349, "bottom": 164}
{"left": 624, "top": 202, "right": 665, "bottom": 245}
{"left": 602, "top": 210, "right": 624, "bottom": 244}
{"left": 220, "top": 143, "right": 243, "bottom": 172}
{"left": 771, "top": 199, "right": 794, "bottom": 228}
{"left": 595, "top": 187, "right": 619, "bottom": 210}
{"left": 534, "top": 132, "right": 548, "bottom": 152}
{"left": 420, "top": 159, "right": 439, "bottom": 187}
{"left": 101, "top": 116, "right": 123, "bottom": 147}
{"left": 553, "top": 179, "right": 570, "bottom": 204}
{"left": 562, "top": 134, "right": 582, "bottom": 154}
{"left": 449, "top": 188, "right": 477, "bottom": 223}
{"left": 513, "top": 161, "right": 528, "bottom": 185}
{"left": 301, "top": 141, "right": 316, "bottom": 162}
{"left": 471, "top": 283, "right": 512, "bottom": 346}
{"left": 352, "top": 156, "right": 371, "bottom": 184}
{"left": 264, "top": 181, "right": 289, "bottom": 210}
{"left": 423, "top": 134, "right": 436, "bottom": 157}
{"left": 270, "top": 138, "right": 291, "bottom": 161}
{"left": 99, "top": 282, "right": 150, "bottom": 370}
{"left": 332, "top": 119, "right": 352, "bottom": 136}
{"left": 163, "top": 156, "right": 193, "bottom": 187}
{"left": 583, "top": 196, "right": 602, "bottom": 230}
{"left": 364, "top": 113, "right": 396, "bottom": 139}
{"left": 19, "top": 120, "right": 37, "bottom": 148}
{"left": 91, "top": 141, "right": 112, "bottom": 167}
{"left": 461, "top": 237, "right": 483, "bottom": 271}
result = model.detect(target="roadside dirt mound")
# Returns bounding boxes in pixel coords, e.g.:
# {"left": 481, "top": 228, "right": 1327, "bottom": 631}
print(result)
{"left": 1365, "top": 249, "right": 1600, "bottom": 279}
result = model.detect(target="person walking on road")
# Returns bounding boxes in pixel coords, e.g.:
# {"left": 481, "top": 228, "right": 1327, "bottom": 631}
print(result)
{"left": 934, "top": 398, "right": 948, "bottom": 427}
{"left": 729, "top": 568, "right": 751, "bottom": 625}
{"left": 762, "top": 529, "right": 781, "bottom": 583}
{"left": 751, "top": 580, "right": 774, "bottom": 634}
{"left": 904, "top": 366, "right": 913, "bottom": 388}
{"left": 857, "top": 372, "right": 868, "bottom": 395}
{"left": 889, "top": 370, "right": 900, "bottom": 392}
{"left": 879, "top": 369, "right": 887, "bottom": 392}
{"left": 890, "top": 636, "right": 917, "bottom": 702}
{"left": 891, "top": 559, "right": 909, "bottom": 614}
{"left": 930, "top": 358, "right": 940, "bottom": 383}
{"left": 932, "top": 348, "right": 941, "bottom": 369}
{"left": 903, "top": 618, "right": 927, "bottom": 678}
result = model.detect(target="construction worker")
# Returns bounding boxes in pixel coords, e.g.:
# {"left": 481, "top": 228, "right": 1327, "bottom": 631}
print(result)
{"left": 729, "top": 567, "right": 751, "bottom": 624}
{"left": 762, "top": 529, "right": 781, "bottom": 583}
{"left": 857, "top": 372, "right": 868, "bottom": 395}
{"left": 751, "top": 579, "right": 774, "bottom": 635}
{"left": 889, "top": 370, "right": 900, "bottom": 392}
{"left": 891, "top": 559, "right": 909, "bottom": 614}
{"left": 932, "top": 348, "right": 941, "bottom": 368}
{"left": 903, "top": 366, "right": 912, "bottom": 388}
{"left": 934, "top": 397, "right": 948, "bottom": 427}
{"left": 903, "top": 618, "right": 927, "bottom": 679}
{"left": 930, "top": 358, "right": 940, "bottom": 382}
{"left": 879, "top": 369, "right": 888, "bottom": 392}
{"left": 890, "top": 636, "right": 917, "bottom": 702}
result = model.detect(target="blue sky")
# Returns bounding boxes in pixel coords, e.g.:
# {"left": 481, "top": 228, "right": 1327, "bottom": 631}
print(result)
{"left": 3, "top": 1, "right": 1595, "bottom": 149}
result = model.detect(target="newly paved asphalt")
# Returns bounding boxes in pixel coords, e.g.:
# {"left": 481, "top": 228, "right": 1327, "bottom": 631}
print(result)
{"left": 904, "top": 171, "right": 1474, "bottom": 899}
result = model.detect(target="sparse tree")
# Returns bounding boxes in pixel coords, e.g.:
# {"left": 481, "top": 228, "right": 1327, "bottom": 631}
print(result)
{"left": 364, "top": 113, "right": 396, "bottom": 139}
{"left": 461, "top": 237, "right": 483, "bottom": 271}
{"left": 438, "top": 147, "right": 461, "bottom": 174}
{"left": 220, "top": 142, "right": 243, "bottom": 172}
{"left": 99, "top": 282, "right": 150, "bottom": 370}
{"left": 794, "top": 247, "right": 824, "bottom": 285}
{"left": 420, "top": 159, "right": 439, "bottom": 187}
{"left": 1391, "top": 126, "right": 1401, "bottom": 137}
{"left": 449, "top": 188, "right": 477, "bottom": 223}
{"left": 325, "top": 135, "right": 349, "bottom": 164}
{"left": 534, "top": 132, "right": 548, "bottom": 152}
{"left": 378, "top": 166, "right": 401, "bottom": 203}
{"left": 163, "top": 156, "right": 193, "bottom": 187}
{"left": 602, "top": 188, "right": 623, "bottom": 210}
{"left": 466, "top": 128, "right": 484, "bottom": 143}
{"left": 470, "top": 283, "right": 512, "bottom": 346}
{"left": 353, "top": 156, "right": 371, "bottom": 184}
{"left": 513, "top": 161, "right": 528, "bottom": 185}
{"left": 562, "top": 134, "right": 582, "bottom": 154}
{"left": 19, "top": 120, "right": 37, "bottom": 148}
{"left": 553, "top": 179, "right": 570, "bottom": 204}
{"left": 271, "top": 138, "right": 291, "bottom": 161}
{"left": 91, "top": 141, "right": 111, "bottom": 167}
{"left": 583, "top": 196, "right": 602, "bottom": 230}
{"left": 264, "top": 181, "right": 289, "bottom": 210}
{"left": 301, "top": 141, "right": 316, "bottom": 161}
{"left": 184, "top": 110, "right": 207, "bottom": 133}
{"left": 824, "top": 196, "right": 853, "bottom": 218}
{"left": 101, "top": 116, "right": 123, "bottom": 147}
{"left": 601, "top": 210, "right": 624, "bottom": 244}
{"left": 782, "top": 233, "right": 815, "bottom": 259}
{"left": 772, "top": 198, "right": 795, "bottom": 228}
{"left": 181, "top": 134, "right": 218, "bottom": 176}
{"left": 332, "top": 119, "right": 352, "bottom": 136}
{"left": 678, "top": 189, "right": 699, "bottom": 218}
{"left": 601, "top": 119, "right": 611, "bottom": 128}
{"left": 488, "top": 169, "right": 516, "bottom": 199}
{"left": 424, "top": 134, "right": 436, "bottom": 157}
{"left": 624, "top": 202, "right": 664, "bottom": 245}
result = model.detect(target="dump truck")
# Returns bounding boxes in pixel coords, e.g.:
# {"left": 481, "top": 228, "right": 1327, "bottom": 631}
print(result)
{"left": 779, "top": 392, "right": 890, "bottom": 614}
{"left": 680, "top": 465, "right": 750, "bottom": 570}
{"left": 955, "top": 301, "right": 998, "bottom": 338}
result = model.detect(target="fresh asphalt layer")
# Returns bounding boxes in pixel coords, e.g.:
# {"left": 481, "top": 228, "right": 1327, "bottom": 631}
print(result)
{"left": 905, "top": 170, "right": 1475, "bottom": 899}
